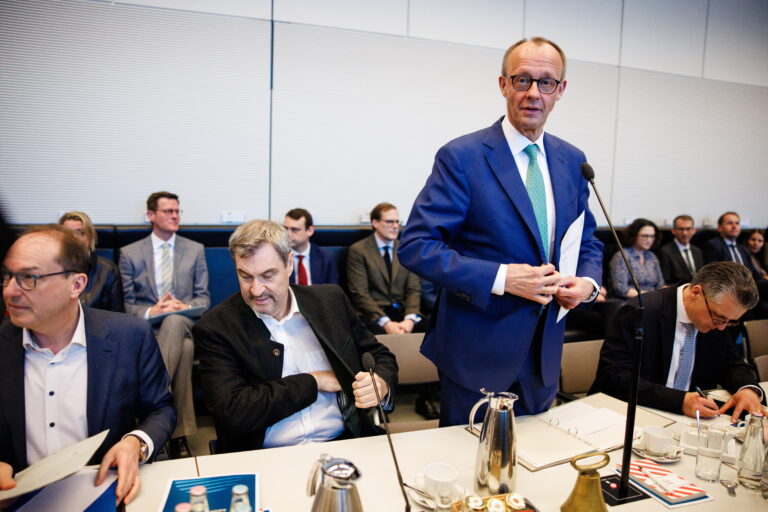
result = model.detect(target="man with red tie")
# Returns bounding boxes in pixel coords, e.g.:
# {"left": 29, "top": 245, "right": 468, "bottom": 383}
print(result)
{"left": 284, "top": 208, "right": 339, "bottom": 286}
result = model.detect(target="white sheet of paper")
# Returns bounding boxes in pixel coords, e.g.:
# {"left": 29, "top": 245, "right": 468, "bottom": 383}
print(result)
{"left": 557, "top": 210, "right": 585, "bottom": 322}
{"left": 16, "top": 467, "right": 116, "bottom": 511}
{"left": 0, "top": 429, "right": 109, "bottom": 501}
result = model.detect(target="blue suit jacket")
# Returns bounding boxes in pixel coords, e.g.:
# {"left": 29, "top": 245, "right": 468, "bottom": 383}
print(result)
{"left": 0, "top": 307, "right": 176, "bottom": 473}
{"left": 290, "top": 243, "right": 339, "bottom": 285}
{"left": 703, "top": 236, "right": 762, "bottom": 281}
{"left": 399, "top": 118, "right": 603, "bottom": 393}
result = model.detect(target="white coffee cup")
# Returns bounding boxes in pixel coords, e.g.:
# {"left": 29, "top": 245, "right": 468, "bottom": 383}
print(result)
{"left": 416, "top": 462, "right": 458, "bottom": 507}
{"left": 643, "top": 425, "right": 674, "bottom": 455}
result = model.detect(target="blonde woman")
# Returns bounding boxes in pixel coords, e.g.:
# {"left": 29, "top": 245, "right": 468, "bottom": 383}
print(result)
{"left": 59, "top": 211, "right": 124, "bottom": 312}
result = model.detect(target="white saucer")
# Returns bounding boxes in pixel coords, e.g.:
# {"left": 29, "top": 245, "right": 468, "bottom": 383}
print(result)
{"left": 632, "top": 439, "right": 683, "bottom": 463}
{"left": 406, "top": 483, "right": 465, "bottom": 510}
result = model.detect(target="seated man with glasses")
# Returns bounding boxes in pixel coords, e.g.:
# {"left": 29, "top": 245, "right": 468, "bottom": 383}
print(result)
{"left": 592, "top": 262, "right": 766, "bottom": 421}
{"left": 0, "top": 225, "right": 175, "bottom": 505}
{"left": 119, "top": 191, "right": 209, "bottom": 458}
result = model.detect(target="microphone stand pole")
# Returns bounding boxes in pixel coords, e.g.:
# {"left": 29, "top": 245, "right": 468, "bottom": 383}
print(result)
{"left": 582, "top": 165, "right": 646, "bottom": 504}
{"left": 364, "top": 355, "right": 411, "bottom": 512}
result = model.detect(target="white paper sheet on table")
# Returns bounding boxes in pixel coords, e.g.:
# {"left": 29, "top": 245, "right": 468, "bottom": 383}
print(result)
{"left": 0, "top": 429, "right": 109, "bottom": 501}
{"left": 16, "top": 467, "right": 116, "bottom": 511}
{"left": 557, "top": 210, "right": 585, "bottom": 322}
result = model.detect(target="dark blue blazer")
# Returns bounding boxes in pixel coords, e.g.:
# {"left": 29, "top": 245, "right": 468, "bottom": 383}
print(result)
{"left": 0, "top": 307, "right": 176, "bottom": 473}
{"left": 290, "top": 243, "right": 339, "bottom": 285}
{"left": 703, "top": 236, "right": 761, "bottom": 281}
{"left": 399, "top": 118, "right": 603, "bottom": 394}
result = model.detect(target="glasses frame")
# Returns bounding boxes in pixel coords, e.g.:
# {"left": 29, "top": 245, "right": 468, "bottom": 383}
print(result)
{"left": 2, "top": 270, "right": 76, "bottom": 291}
{"left": 503, "top": 75, "right": 562, "bottom": 94}
{"left": 154, "top": 208, "right": 183, "bottom": 216}
{"left": 701, "top": 289, "right": 740, "bottom": 328}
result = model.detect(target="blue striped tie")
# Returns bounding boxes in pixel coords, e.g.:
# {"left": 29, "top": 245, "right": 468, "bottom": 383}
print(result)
{"left": 673, "top": 323, "right": 696, "bottom": 390}
{"left": 523, "top": 144, "right": 548, "bottom": 262}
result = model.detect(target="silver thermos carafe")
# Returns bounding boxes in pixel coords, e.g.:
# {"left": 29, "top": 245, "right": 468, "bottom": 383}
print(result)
{"left": 307, "top": 453, "right": 364, "bottom": 512}
{"left": 468, "top": 389, "right": 519, "bottom": 496}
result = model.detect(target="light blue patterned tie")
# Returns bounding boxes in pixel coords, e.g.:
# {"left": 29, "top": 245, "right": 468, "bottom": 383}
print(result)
{"left": 523, "top": 144, "right": 548, "bottom": 262}
{"left": 673, "top": 323, "right": 696, "bottom": 390}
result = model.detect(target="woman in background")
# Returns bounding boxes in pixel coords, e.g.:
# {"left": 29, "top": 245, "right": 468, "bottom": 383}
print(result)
{"left": 743, "top": 228, "right": 767, "bottom": 278}
{"left": 59, "top": 211, "right": 125, "bottom": 312}
{"left": 609, "top": 218, "right": 665, "bottom": 299}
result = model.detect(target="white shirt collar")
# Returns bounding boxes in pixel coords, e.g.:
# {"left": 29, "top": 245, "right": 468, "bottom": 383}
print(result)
{"left": 151, "top": 232, "right": 176, "bottom": 250}
{"left": 676, "top": 284, "right": 693, "bottom": 325}
{"left": 295, "top": 243, "right": 311, "bottom": 258}
{"left": 502, "top": 115, "right": 546, "bottom": 158}
{"left": 674, "top": 239, "right": 690, "bottom": 251}
{"left": 23, "top": 302, "right": 87, "bottom": 353}
{"left": 254, "top": 287, "right": 300, "bottom": 327}
{"left": 374, "top": 233, "right": 393, "bottom": 249}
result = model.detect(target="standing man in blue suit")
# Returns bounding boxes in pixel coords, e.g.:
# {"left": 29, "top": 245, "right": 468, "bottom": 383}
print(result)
{"left": 284, "top": 208, "right": 339, "bottom": 285}
{"left": 1, "top": 225, "right": 175, "bottom": 505}
{"left": 119, "top": 191, "right": 209, "bottom": 457}
{"left": 399, "top": 37, "right": 603, "bottom": 425}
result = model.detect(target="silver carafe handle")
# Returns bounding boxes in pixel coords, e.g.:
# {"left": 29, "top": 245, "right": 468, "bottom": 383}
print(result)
{"left": 307, "top": 454, "right": 329, "bottom": 497}
{"left": 468, "top": 395, "right": 490, "bottom": 437}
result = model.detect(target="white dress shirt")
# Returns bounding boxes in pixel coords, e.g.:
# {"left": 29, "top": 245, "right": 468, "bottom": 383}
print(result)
{"left": 373, "top": 233, "right": 421, "bottom": 327}
{"left": 491, "top": 117, "right": 598, "bottom": 300}
{"left": 665, "top": 285, "right": 697, "bottom": 390}
{"left": 665, "top": 285, "right": 763, "bottom": 400}
{"left": 674, "top": 240, "right": 696, "bottom": 273}
{"left": 151, "top": 232, "right": 176, "bottom": 297}
{"left": 24, "top": 303, "right": 153, "bottom": 464}
{"left": 261, "top": 289, "right": 345, "bottom": 448}
{"left": 293, "top": 244, "right": 312, "bottom": 285}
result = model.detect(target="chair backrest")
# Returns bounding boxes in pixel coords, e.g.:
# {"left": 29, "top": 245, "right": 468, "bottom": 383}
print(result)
{"left": 753, "top": 355, "right": 768, "bottom": 382}
{"left": 375, "top": 333, "right": 438, "bottom": 385}
{"left": 560, "top": 339, "right": 604, "bottom": 396}
{"left": 744, "top": 319, "right": 768, "bottom": 360}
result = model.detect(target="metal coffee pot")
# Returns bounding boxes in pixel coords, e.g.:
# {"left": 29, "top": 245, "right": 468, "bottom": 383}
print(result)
{"left": 307, "top": 453, "right": 364, "bottom": 512}
{"left": 468, "top": 389, "right": 519, "bottom": 496}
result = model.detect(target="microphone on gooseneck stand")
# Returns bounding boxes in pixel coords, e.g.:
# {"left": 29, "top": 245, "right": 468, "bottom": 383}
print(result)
{"left": 580, "top": 162, "right": 647, "bottom": 505}
{"left": 361, "top": 352, "right": 410, "bottom": 512}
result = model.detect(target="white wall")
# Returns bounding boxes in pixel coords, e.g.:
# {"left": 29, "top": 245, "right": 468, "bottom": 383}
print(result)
{"left": 1, "top": 0, "right": 766, "bottom": 227}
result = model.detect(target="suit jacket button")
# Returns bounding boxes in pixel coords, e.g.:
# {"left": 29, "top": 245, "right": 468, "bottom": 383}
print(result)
{"left": 531, "top": 308, "right": 539, "bottom": 316}
{"left": 272, "top": 348, "right": 281, "bottom": 357}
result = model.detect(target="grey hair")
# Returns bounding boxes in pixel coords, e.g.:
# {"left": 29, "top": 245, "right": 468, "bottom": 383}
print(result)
{"left": 229, "top": 219, "right": 292, "bottom": 262}
{"left": 690, "top": 261, "right": 759, "bottom": 309}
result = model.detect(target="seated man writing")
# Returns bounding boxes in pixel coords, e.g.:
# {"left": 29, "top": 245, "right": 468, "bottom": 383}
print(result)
{"left": 592, "top": 261, "right": 766, "bottom": 421}
{"left": 0, "top": 225, "right": 175, "bottom": 505}
{"left": 193, "top": 220, "right": 397, "bottom": 453}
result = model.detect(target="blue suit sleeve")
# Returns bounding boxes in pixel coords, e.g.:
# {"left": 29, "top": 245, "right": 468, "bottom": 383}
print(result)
{"left": 398, "top": 144, "right": 501, "bottom": 311}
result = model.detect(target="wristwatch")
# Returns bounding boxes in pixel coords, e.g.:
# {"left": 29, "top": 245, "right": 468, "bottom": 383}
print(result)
{"left": 131, "top": 435, "right": 150, "bottom": 463}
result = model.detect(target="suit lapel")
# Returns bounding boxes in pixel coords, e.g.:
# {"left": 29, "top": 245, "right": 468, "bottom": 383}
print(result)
{"left": 390, "top": 239, "right": 402, "bottom": 285}
{"left": 483, "top": 121, "right": 546, "bottom": 261}
{"left": 84, "top": 309, "right": 118, "bottom": 436}
{"left": 545, "top": 134, "right": 571, "bottom": 263}
{"left": 659, "top": 287, "right": 679, "bottom": 375}
{"left": 365, "top": 235, "right": 391, "bottom": 287}
{"left": 0, "top": 324, "right": 28, "bottom": 467}
{"left": 141, "top": 236, "right": 158, "bottom": 301}
{"left": 173, "top": 237, "right": 186, "bottom": 294}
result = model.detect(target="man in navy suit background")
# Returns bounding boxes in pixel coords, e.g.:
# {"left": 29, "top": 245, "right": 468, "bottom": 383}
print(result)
{"left": 284, "top": 208, "right": 339, "bottom": 286}
{"left": 399, "top": 37, "right": 603, "bottom": 425}
{"left": 1, "top": 225, "right": 175, "bottom": 505}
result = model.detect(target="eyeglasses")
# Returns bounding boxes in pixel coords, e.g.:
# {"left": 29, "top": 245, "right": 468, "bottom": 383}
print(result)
{"left": 503, "top": 75, "right": 562, "bottom": 94}
{"left": 154, "top": 209, "right": 182, "bottom": 216}
{"left": 673, "top": 227, "right": 693, "bottom": 232}
{"left": 2, "top": 270, "right": 76, "bottom": 291}
{"left": 637, "top": 234, "right": 656, "bottom": 239}
{"left": 380, "top": 220, "right": 400, "bottom": 226}
{"left": 701, "top": 290, "right": 740, "bottom": 327}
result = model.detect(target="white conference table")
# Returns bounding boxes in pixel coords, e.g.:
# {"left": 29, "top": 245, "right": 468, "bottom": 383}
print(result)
{"left": 124, "top": 384, "right": 768, "bottom": 511}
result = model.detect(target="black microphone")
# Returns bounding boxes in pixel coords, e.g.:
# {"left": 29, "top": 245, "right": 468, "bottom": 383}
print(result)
{"left": 581, "top": 162, "right": 645, "bottom": 502}
{"left": 362, "top": 352, "right": 410, "bottom": 512}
